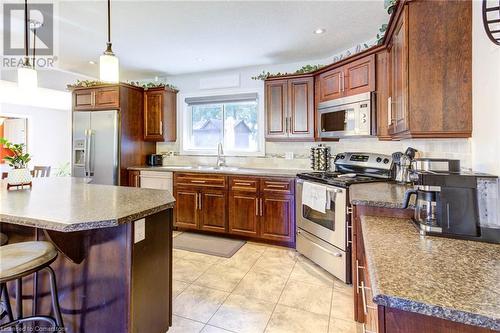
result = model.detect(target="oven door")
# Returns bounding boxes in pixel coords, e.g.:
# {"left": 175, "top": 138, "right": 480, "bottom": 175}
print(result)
{"left": 296, "top": 179, "right": 347, "bottom": 250}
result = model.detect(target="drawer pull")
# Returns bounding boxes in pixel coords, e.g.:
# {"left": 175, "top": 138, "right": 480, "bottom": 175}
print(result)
{"left": 297, "top": 230, "right": 343, "bottom": 257}
{"left": 255, "top": 198, "right": 259, "bottom": 216}
{"left": 190, "top": 180, "right": 206, "bottom": 184}
{"left": 235, "top": 182, "right": 252, "bottom": 186}
{"left": 361, "top": 281, "right": 368, "bottom": 315}
{"left": 356, "top": 260, "right": 365, "bottom": 294}
{"left": 266, "top": 184, "right": 286, "bottom": 189}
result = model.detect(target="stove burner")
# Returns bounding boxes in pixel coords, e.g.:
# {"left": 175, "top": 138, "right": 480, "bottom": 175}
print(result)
{"left": 297, "top": 171, "right": 387, "bottom": 187}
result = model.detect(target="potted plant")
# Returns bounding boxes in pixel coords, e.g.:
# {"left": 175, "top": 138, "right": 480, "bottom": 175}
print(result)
{"left": 0, "top": 138, "right": 32, "bottom": 187}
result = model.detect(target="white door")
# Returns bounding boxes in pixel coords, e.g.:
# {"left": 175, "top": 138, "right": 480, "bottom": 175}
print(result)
{"left": 4, "top": 118, "right": 27, "bottom": 145}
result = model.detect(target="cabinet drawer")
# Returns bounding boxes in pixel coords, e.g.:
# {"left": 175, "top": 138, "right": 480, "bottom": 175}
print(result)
{"left": 174, "top": 173, "right": 226, "bottom": 188}
{"left": 95, "top": 87, "right": 119, "bottom": 108}
{"left": 229, "top": 177, "right": 259, "bottom": 192}
{"left": 261, "top": 178, "right": 294, "bottom": 194}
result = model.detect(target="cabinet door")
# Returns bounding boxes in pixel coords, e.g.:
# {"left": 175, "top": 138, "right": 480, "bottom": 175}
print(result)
{"left": 144, "top": 90, "right": 164, "bottom": 141}
{"left": 173, "top": 187, "right": 198, "bottom": 229}
{"left": 318, "top": 67, "right": 343, "bottom": 102}
{"left": 199, "top": 189, "right": 227, "bottom": 233}
{"left": 228, "top": 192, "right": 259, "bottom": 237}
{"left": 128, "top": 170, "right": 141, "bottom": 187}
{"left": 390, "top": 7, "right": 409, "bottom": 135}
{"left": 343, "top": 55, "right": 375, "bottom": 97}
{"left": 375, "top": 50, "right": 392, "bottom": 140}
{"left": 288, "top": 77, "right": 315, "bottom": 139}
{"left": 259, "top": 194, "right": 294, "bottom": 243}
{"left": 94, "top": 87, "right": 119, "bottom": 109}
{"left": 265, "top": 80, "right": 288, "bottom": 139}
{"left": 73, "top": 89, "right": 94, "bottom": 110}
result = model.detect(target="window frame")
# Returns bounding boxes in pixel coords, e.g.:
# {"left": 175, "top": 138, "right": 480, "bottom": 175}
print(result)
{"left": 179, "top": 90, "right": 265, "bottom": 157}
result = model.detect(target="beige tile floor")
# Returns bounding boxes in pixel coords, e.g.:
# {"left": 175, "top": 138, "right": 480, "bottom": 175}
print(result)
{"left": 171, "top": 231, "right": 362, "bottom": 333}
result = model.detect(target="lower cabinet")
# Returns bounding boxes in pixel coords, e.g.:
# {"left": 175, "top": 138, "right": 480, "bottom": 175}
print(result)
{"left": 199, "top": 189, "right": 227, "bottom": 233}
{"left": 173, "top": 172, "right": 295, "bottom": 246}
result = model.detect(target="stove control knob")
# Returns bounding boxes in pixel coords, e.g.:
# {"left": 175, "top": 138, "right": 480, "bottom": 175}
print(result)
{"left": 383, "top": 158, "right": 390, "bottom": 164}
{"left": 376, "top": 157, "right": 382, "bottom": 163}
{"left": 338, "top": 154, "right": 345, "bottom": 160}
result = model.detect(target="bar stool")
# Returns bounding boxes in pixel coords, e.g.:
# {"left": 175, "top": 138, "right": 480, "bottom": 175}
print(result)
{"left": 0, "top": 241, "right": 64, "bottom": 330}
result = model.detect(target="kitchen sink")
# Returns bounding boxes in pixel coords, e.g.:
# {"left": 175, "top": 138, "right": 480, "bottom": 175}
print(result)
{"left": 196, "top": 165, "right": 240, "bottom": 171}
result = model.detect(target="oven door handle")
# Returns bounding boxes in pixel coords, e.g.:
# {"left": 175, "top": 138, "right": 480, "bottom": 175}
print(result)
{"left": 297, "top": 230, "right": 342, "bottom": 257}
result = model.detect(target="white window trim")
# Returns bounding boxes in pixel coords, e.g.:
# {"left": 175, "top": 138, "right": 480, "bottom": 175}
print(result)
{"left": 179, "top": 89, "right": 265, "bottom": 157}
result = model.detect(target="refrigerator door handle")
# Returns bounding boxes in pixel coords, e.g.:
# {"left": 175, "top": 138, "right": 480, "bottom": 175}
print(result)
{"left": 84, "top": 129, "right": 90, "bottom": 176}
{"left": 88, "top": 130, "right": 95, "bottom": 176}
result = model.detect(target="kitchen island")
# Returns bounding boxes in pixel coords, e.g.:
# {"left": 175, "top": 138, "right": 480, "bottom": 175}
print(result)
{"left": 0, "top": 177, "right": 175, "bottom": 333}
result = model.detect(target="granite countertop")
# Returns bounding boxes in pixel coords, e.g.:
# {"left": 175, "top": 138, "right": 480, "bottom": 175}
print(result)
{"left": 349, "top": 182, "right": 415, "bottom": 208}
{"left": 361, "top": 215, "right": 500, "bottom": 330}
{"left": 0, "top": 177, "right": 175, "bottom": 232}
{"left": 129, "top": 165, "right": 307, "bottom": 177}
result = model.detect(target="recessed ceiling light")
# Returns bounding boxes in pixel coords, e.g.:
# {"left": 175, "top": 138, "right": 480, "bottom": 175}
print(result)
{"left": 314, "top": 28, "right": 326, "bottom": 35}
{"left": 89, "top": 60, "right": 96, "bottom": 65}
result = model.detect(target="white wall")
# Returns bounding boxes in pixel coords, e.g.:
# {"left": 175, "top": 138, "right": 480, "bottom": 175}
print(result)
{"left": 0, "top": 80, "right": 72, "bottom": 173}
{"left": 472, "top": 0, "right": 500, "bottom": 175}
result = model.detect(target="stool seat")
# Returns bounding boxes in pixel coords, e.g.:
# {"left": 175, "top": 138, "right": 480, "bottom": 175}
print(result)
{"left": 0, "top": 241, "right": 57, "bottom": 282}
{"left": 0, "top": 233, "right": 8, "bottom": 246}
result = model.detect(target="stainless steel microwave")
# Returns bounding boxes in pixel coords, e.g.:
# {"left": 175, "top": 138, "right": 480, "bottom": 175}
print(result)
{"left": 317, "top": 92, "right": 375, "bottom": 139}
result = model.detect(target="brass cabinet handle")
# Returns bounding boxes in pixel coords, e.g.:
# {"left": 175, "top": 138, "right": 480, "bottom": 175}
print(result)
{"left": 235, "top": 182, "right": 252, "bottom": 186}
{"left": 255, "top": 198, "right": 259, "bottom": 216}
{"left": 267, "top": 184, "right": 286, "bottom": 189}
{"left": 191, "top": 180, "right": 206, "bottom": 184}
{"left": 361, "top": 281, "right": 368, "bottom": 315}
{"left": 199, "top": 193, "right": 202, "bottom": 210}
{"left": 260, "top": 198, "right": 263, "bottom": 216}
{"left": 195, "top": 193, "right": 198, "bottom": 210}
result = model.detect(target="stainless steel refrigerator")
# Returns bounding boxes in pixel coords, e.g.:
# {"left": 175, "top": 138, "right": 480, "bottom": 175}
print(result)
{"left": 72, "top": 110, "right": 119, "bottom": 185}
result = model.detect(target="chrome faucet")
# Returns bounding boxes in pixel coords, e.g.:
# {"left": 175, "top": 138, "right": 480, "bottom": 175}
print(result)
{"left": 216, "top": 142, "right": 226, "bottom": 167}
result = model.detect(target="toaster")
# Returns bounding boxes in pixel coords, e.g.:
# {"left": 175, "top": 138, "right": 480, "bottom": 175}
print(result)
{"left": 146, "top": 154, "right": 163, "bottom": 166}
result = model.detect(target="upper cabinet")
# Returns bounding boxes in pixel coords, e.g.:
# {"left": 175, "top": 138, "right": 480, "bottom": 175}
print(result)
{"left": 73, "top": 86, "right": 120, "bottom": 110}
{"left": 317, "top": 54, "right": 375, "bottom": 103}
{"left": 386, "top": 0, "right": 472, "bottom": 139}
{"left": 144, "top": 87, "right": 178, "bottom": 142}
{"left": 265, "top": 76, "right": 314, "bottom": 141}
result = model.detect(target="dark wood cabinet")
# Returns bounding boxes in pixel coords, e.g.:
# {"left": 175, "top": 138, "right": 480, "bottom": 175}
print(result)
{"left": 199, "top": 189, "right": 227, "bottom": 233}
{"left": 128, "top": 170, "right": 141, "bottom": 187}
{"left": 388, "top": 1, "right": 472, "bottom": 139}
{"left": 173, "top": 188, "right": 199, "bottom": 229}
{"left": 173, "top": 173, "right": 227, "bottom": 234}
{"left": 228, "top": 176, "right": 295, "bottom": 244}
{"left": 265, "top": 76, "right": 314, "bottom": 141}
{"left": 73, "top": 87, "right": 119, "bottom": 110}
{"left": 375, "top": 50, "right": 392, "bottom": 141}
{"left": 228, "top": 191, "right": 259, "bottom": 237}
{"left": 260, "top": 194, "right": 294, "bottom": 242}
{"left": 144, "top": 87, "right": 178, "bottom": 142}
{"left": 173, "top": 173, "right": 295, "bottom": 246}
{"left": 317, "top": 54, "right": 375, "bottom": 103}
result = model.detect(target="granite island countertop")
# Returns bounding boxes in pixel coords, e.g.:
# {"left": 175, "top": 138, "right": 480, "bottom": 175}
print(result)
{"left": 361, "top": 215, "right": 500, "bottom": 330}
{"left": 0, "top": 177, "right": 175, "bottom": 232}
{"left": 129, "top": 165, "right": 308, "bottom": 177}
{"left": 349, "top": 182, "right": 415, "bottom": 208}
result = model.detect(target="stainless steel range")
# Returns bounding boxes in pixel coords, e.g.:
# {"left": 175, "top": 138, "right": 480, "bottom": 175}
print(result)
{"left": 296, "top": 152, "right": 393, "bottom": 283}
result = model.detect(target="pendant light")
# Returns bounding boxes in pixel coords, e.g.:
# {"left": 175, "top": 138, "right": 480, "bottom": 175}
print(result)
{"left": 99, "top": 0, "right": 119, "bottom": 83}
{"left": 18, "top": 0, "right": 37, "bottom": 90}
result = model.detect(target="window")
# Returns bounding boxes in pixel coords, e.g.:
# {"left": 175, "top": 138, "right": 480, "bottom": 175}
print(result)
{"left": 182, "top": 93, "right": 261, "bottom": 155}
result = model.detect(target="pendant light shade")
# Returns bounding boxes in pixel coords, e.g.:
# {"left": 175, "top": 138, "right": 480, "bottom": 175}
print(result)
{"left": 18, "top": 0, "right": 37, "bottom": 89}
{"left": 18, "top": 65, "right": 38, "bottom": 90}
{"left": 100, "top": 50, "right": 119, "bottom": 83}
{"left": 99, "top": 0, "right": 119, "bottom": 83}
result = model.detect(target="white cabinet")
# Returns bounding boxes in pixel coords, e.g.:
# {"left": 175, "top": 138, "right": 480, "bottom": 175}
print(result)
{"left": 139, "top": 171, "right": 173, "bottom": 193}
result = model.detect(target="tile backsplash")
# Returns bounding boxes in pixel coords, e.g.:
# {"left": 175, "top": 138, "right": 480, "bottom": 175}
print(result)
{"left": 157, "top": 138, "right": 472, "bottom": 171}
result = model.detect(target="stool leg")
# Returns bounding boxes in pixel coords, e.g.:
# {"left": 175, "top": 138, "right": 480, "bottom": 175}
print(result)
{"left": 15, "top": 278, "right": 23, "bottom": 332}
{"left": 44, "top": 267, "right": 64, "bottom": 329}
{"left": 1, "top": 283, "right": 14, "bottom": 322}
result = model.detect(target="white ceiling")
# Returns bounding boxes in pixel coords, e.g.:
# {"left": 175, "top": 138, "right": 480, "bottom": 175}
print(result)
{"left": 10, "top": 1, "right": 390, "bottom": 80}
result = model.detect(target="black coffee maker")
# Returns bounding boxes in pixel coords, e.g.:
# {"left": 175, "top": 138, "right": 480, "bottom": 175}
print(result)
{"left": 403, "top": 172, "right": 500, "bottom": 244}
